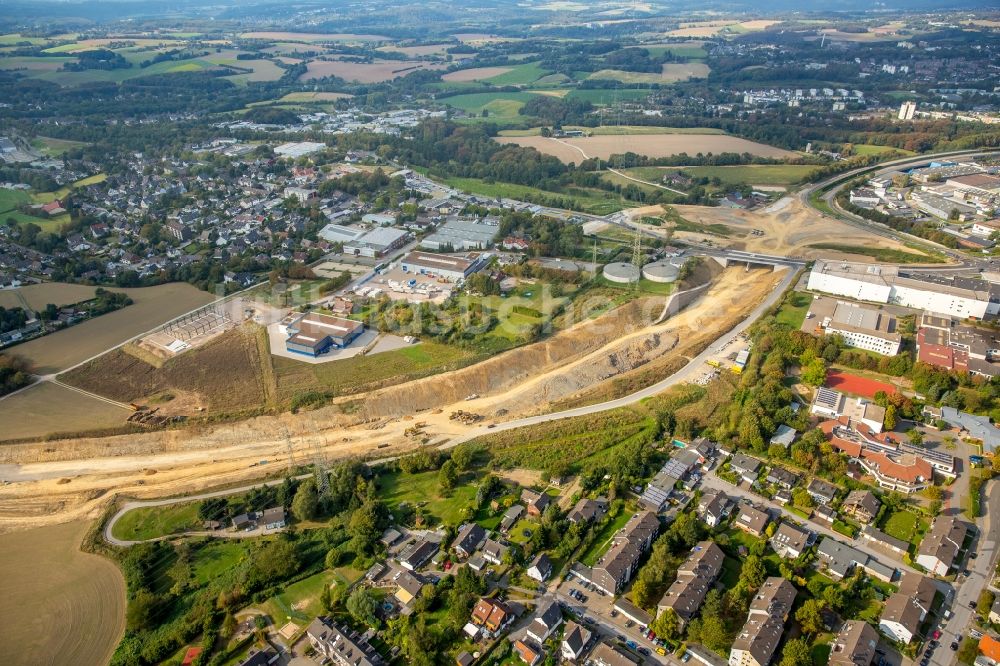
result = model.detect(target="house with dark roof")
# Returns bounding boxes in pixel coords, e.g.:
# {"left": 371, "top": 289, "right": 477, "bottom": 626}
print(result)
{"left": 561, "top": 621, "right": 593, "bottom": 662}
{"left": 568, "top": 497, "right": 609, "bottom": 524}
{"left": 590, "top": 641, "right": 642, "bottom": 666}
{"left": 860, "top": 525, "right": 909, "bottom": 556}
{"left": 526, "top": 599, "right": 563, "bottom": 643}
{"left": 770, "top": 522, "right": 810, "bottom": 559}
{"left": 307, "top": 617, "right": 384, "bottom": 666}
{"left": 730, "top": 454, "right": 763, "bottom": 484}
{"left": 842, "top": 490, "right": 881, "bottom": 525}
{"left": 452, "top": 523, "right": 487, "bottom": 559}
{"left": 500, "top": 504, "right": 525, "bottom": 532}
{"left": 482, "top": 538, "right": 511, "bottom": 565}
{"left": 398, "top": 538, "right": 439, "bottom": 571}
{"left": 584, "top": 511, "right": 660, "bottom": 595}
{"left": 916, "top": 516, "right": 969, "bottom": 576}
{"left": 657, "top": 541, "right": 726, "bottom": 627}
{"left": 879, "top": 572, "right": 937, "bottom": 644}
{"left": 521, "top": 489, "right": 554, "bottom": 517}
{"left": 734, "top": 504, "right": 770, "bottom": 537}
{"left": 807, "top": 478, "right": 840, "bottom": 505}
{"left": 527, "top": 553, "right": 553, "bottom": 582}
{"left": 729, "top": 578, "right": 796, "bottom": 666}
{"left": 698, "top": 490, "right": 733, "bottom": 528}
{"left": 829, "top": 621, "right": 880, "bottom": 666}
{"left": 765, "top": 467, "right": 800, "bottom": 490}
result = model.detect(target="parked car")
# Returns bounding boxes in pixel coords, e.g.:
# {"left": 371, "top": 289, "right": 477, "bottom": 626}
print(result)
{"left": 616, "top": 635, "right": 626, "bottom": 643}
{"left": 682, "top": 652, "right": 692, "bottom": 662}
{"left": 626, "top": 640, "right": 639, "bottom": 650}
{"left": 951, "top": 642, "right": 960, "bottom": 651}
{"left": 639, "top": 647, "right": 651, "bottom": 656}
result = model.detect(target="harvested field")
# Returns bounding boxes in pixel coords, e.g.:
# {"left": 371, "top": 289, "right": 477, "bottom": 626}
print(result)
{"left": 588, "top": 62, "right": 709, "bottom": 83}
{"left": 0, "top": 381, "right": 129, "bottom": 441}
{"left": 443, "top": 66, "right": 514, "bottom": 82}
{"left": 301, "top": 58, "right": 446, "bottom": 83}
{"left": 8, "top": 282, "right": 214, "bottom": 374}
{"left": 496, "top": 134, "right": 795, "bottom": 162}
{"left": 60, "top": 325, "right": 274, "bottom": 416}
{"left": 0, "top": 521, "right": 125, "bottom": 666}
{"left": 240, "top": 32, "right": 390, "bottom": 42}
{"left": 379, "top": 43, "right": 454, "bottom": 57}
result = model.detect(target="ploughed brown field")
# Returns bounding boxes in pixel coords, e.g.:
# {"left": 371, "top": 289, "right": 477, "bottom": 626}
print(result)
{"left": 441, "top": 66, "right": 513, "bottom": 82}
{"left": 0, "top": 521, "right": 125, "bottom": 666}
{"left": 496, "top": 134, "right": 797, "bottom": 162}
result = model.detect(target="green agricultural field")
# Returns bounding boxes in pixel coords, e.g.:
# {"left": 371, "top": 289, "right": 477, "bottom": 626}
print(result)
{"left": 31, "top": 136, "right": 88, "bottom": 156}
{"left": 31, "top": 57, "right": 212, "bottom": 86}
{"left": 0, "top": 188, "right": 69, "bottom": 232}
{"left": 880, "top": 509, "right": 928, "bottom": 548}
{"left": 32, "top": 173, "right": 108, "bottom": 204}
{"left": 484, "top": 61, "right": 549, "bottom": 85}
{"left": 110, "top": 501, "right": 201, "bottom": 542}
{"left": 0, "top": 34, "right": 53, "bottom": 46}
{"left": 441, "top": 91, "right": 540, "bottom": 121}
{"left": 852, "top": 144, "right": 916, "bottom": 157}
{"left": 377, "top": 468, "right": 480, "bottom": 526}
{"left": 775, "top": 291, "right": 813, "bottom": 329}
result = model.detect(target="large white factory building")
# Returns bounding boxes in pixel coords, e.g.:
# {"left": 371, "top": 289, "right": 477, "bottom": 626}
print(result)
{"left": 807, "top": 260, "right": 999, "bottom": 320}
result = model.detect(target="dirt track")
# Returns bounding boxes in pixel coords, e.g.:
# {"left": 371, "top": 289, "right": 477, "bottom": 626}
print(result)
{"left": 0, "top": 267, "right": 779, "bottom": 533}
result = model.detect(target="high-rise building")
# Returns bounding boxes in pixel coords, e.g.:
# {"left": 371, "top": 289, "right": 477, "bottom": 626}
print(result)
{"left": 898, "top": 101, "right": 916, "bottom": 120}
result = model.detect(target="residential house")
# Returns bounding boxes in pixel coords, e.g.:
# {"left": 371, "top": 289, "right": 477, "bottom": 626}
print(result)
{"left": 471, "top": 598, "right": 514, "bottom": 635}
{"left": 514, "top": 639, "right": 542, "bottom": 666}
{"left": 990, "top": 596, "right": 1000, "bottom": 625}
{"left": 568, "top": 497, "right": 609, "bottom": 524}
{"left": 526, "top": 600, "right": 564, "bottom": 643}
{"left": 698, "top": 490, "right": 734, "bottom": 528}
{"left": 307, "top": 617, "right": 384, "bottom": 666}
{"left": 521, "top": 489, "right": 554, "bottom": 517}
{"left": 916, "top": 516, "right": 969, "bottom": 576}
{"left": 734, "top": 505, "right": 771, "bottom": 537}
{"left": 766, "top": 467, "right": 800, "bottom": 490}
{"left": 816, "top": 537, "right": 894, "bottom": 582}
{"left": 730, "top": 454, "right": 763, "bottom": 484}
{"left": 814, "top": 505, "right": 838, "bottom": 525}
{"left": 770, "top": 523, "right": 810, "bottom": 559}
{"left": 261, "top": 507, "right": 286, "bottom": 530}
{"left": 774, "top": 490, "right": 792, "bottom": 506}
{"left": 613, "top": 599, "right": 652, "bottom": 628}
{"left": 500, "top": 505, "right": 525, "bottom": 532}
{"left": 590, "top": 642, "right": 642, "bottom": 666}
{"left": 394, "top": 571, "right": 426, "bottom": 607}
{"left": 585, "top": 511, "right": 660, "bottom": 595}
{"left": 452, "top": 523, "right": 487, "bottom": 559}
{"left": 527, "top": 553, "right": 553, "bottom": 583}
{"left": 879, "top": 572, "right": 937, "bottom": 644}
{"left": 860, "top": 526, "right": 909, "bottom": 557}
{"left": 482, "top": 539, "right": 511, "bottom": 565}
{"left": 399, "top": 538, "right": 439, "bottom": 571}
{"left": 456, "top": 652, "right": 475, "bottom": 666}
{"left": 236, "top": 648, "right": 278, "bottom": 666}
{"left": 828, "top": 621, "right": 880, "bottom": 666}
{"left": 657, "top": 541, "right": 726, "bottom": 627}
{"left": 729, "top": 578, "right": 797, "bottom": 666}
{"left": 807, "top": 479, "right": 839, "bottom": 505}
{"left": 842, "top": 490, "right": 881, "bottom": 525}
{"left": 561, "top": 621, "right": 593, "bottom": 662}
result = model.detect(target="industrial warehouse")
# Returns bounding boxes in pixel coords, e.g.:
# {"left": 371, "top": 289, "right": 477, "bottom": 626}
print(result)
{"left": 280, "top": 311, "right": 365, "bottom": 356}
{"left": 400, "top": 251, "right": 489, "bottom": 282}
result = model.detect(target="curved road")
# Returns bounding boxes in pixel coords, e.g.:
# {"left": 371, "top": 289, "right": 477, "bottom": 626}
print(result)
{"left": 103, "top": 260, "right": 801, "bottom": 546}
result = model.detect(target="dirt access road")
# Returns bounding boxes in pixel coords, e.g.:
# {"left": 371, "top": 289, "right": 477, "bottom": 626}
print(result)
{"left": 0, "top": 266, "right": 787, "bottom": 533}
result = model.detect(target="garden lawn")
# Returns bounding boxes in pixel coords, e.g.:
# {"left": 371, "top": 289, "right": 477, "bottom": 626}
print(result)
{"left": 578, "top": 510, "right": 631, "bottom": 567}
{"left": 261, "top": 570, "right": 346, "bottom": 623}
{"left": 111, "top": 501, "right": 201, "bottom": 541}
{"left": 192, "top": 541, "right": 249, "bottom": 586}
{"left": 776, "top": 291, "right": 813, "bottom": 329}
{"left": 378, "top": 469, "right": 480, "bottom": 526}
{"left": 880, "top": 509, "right": 928, "bottom": 548}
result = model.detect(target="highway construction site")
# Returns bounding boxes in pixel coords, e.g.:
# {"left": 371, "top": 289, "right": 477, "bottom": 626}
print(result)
{"left": 0, "top": 263, "right": 785, "bottom": 533}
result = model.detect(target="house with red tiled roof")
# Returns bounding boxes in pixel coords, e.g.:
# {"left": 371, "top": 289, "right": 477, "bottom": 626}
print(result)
{"left": 980, "top": 635, "right": 1000, "bottom": 664}
{"left": 819, "top": 419, "right": 935, "bottom": 493}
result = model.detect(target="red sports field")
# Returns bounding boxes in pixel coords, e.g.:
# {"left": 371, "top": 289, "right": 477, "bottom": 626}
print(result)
{"left": 824, "top": 370, "right": 897, "bottom": 399}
